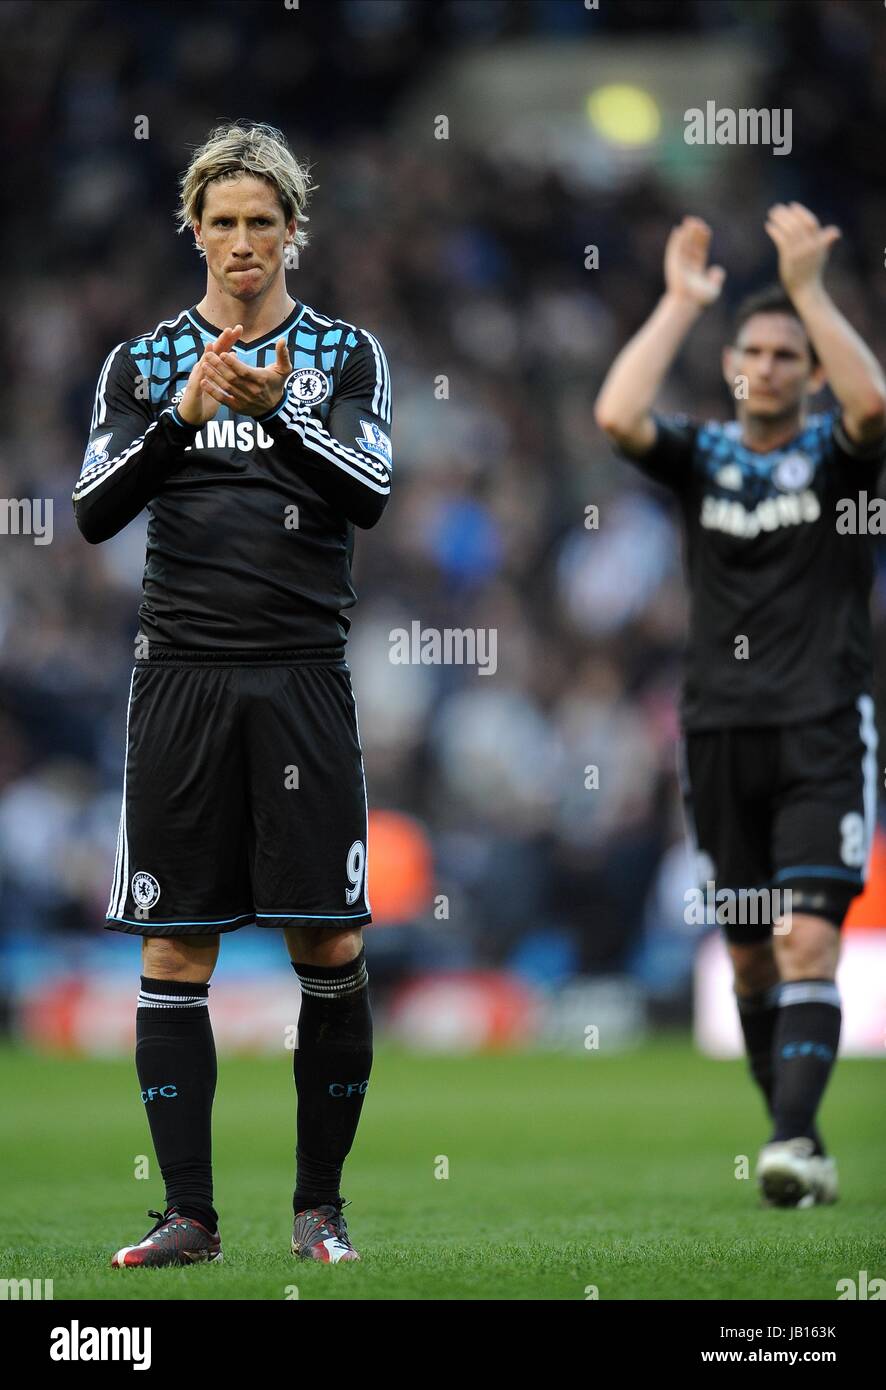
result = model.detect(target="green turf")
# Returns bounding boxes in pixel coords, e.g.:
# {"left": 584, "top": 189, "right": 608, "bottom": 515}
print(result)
{"left": 1, "top": 1038, "right": 883, "bottom": 1300}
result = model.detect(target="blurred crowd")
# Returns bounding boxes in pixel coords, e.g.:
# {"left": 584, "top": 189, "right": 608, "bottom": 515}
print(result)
{"left": 1, "top": 0, "right": 885, "bottom": 1005}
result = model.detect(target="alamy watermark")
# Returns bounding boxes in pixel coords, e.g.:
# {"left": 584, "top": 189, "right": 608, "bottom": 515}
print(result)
{"left": 50, "top": 1322, "right": 151, "bottom": 1369}
{"left": 684, "top": 883, "right": 793, "bottom": 931}
{"left": 684, "top": 102, "right": 792, "bottom": 157}
{"left": 389, "top": 622, "right": 497, "bottom": 675}
{"left": 835, "top": 493, "right": 886, "bottom": 534}
{"left": 1, "top": 1277, "right": 54, "bottom": 1299}
{"left": 0, "top": 498, "right": 53, "bottom": 544}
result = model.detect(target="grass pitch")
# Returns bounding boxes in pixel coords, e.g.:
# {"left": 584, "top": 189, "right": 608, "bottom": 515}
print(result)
{"left": 1, "top": 1037, "right": 883, "bottom": 1300}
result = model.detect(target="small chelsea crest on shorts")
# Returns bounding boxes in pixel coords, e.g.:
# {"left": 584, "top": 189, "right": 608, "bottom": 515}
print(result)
{"left": 131, "top": 871, "right": 161, "bottom": 909}
{"left": 288, "top": 368, "right": 330, "bottom": 406}
{"left": 81, "top": 433, "right": 113, "bottom": 473}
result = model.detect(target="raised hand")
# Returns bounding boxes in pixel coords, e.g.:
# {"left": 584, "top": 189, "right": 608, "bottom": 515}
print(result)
{"left": 200, "top": 337, "right": 293, "bottom": 419}
{"left": 177, "top": 324, "right": 244, "bottom": 426}
{"left": 765, "top": 202, "right": 841, "bottom": 298}
{"left": 664, "top": 216, "right": 726, "bottom": 308}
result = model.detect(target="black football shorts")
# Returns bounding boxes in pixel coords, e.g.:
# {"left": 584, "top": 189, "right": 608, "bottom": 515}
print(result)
{"left": 105, "top": 648, "right": 372, "bottom": 935}
{"left": 678, "top": 697, "right": 878, "bottom": 942}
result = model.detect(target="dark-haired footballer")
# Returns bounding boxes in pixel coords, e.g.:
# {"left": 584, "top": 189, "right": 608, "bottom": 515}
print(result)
{"left": 595, "top": 204, "right": 885, "bottom": 1207}
{"left": 74, "top": 123, "right": 392, "bottom": 1266}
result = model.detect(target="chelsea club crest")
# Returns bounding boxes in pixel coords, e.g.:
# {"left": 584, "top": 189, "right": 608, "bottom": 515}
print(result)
{"left": 773, "top": 452, "right": 814, "bottom": 491}
{"left": 288, "top": 368, "right": 330, "bottom": 406}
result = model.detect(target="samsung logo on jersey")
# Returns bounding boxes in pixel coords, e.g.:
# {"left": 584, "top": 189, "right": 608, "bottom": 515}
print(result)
{"left": 701, "top": 490, "right": 820, "bottom": 538}
{"left": 186, "top": 420, "right": 275, "bottom": 452}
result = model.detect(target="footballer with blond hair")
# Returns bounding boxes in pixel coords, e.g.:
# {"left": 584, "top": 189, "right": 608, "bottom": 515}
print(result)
{"left": 74, "top": 121, "right": 392, "bottom": 1266}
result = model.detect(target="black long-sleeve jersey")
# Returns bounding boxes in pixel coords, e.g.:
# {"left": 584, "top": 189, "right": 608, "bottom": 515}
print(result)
{"left": 619, "top": 410, "right": 886, "bottom": 729}
{"left": 73, "top": 299, "right": 392, "bottom": 651}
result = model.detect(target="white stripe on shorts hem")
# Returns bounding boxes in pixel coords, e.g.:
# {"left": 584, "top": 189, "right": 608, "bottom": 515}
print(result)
{"left": 108, "top": 669, "right": 135, "bottom": 919}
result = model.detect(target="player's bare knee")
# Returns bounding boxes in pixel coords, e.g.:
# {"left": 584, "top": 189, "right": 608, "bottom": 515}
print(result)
{"left": 285, "top": 925, "right": 363, "bottom": 968}
{"left": 772, "top": 912, "right": 840, "bottom": 980}
{"left": 142, "top": 934, "right": 219, "bottom": 982}
{"left": 729, "top": 940, "right": 778, "bottom": 995}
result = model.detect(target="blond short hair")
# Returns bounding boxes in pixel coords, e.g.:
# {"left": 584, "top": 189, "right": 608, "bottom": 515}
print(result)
{"left": 176, "top": 121, "right": 315, "bottom": 254}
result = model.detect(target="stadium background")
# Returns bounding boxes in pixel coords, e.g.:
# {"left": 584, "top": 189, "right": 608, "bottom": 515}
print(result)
{"left": 1, "top": 0, "right": 885, "bottom": 1059}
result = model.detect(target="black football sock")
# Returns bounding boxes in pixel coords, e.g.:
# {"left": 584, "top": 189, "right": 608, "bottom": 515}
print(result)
{"left": 736, "top": 982, "right": 825, "bottom": 1153}
{"left": 736, "top": 982, "right": 781, "bottom": 1110}
{"left": 135, "top": 976, "right": 218, "bottom": 1233}
{"left": 291, "top": 948, "right": 373, "bottom": 1213}
{"left": 770, "top": 979, "right": 841, "bottom": 1153}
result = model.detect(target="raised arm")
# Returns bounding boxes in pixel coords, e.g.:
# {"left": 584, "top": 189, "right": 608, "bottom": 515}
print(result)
{"left": 594, "top": 217, "right": 725, "bottom": 455}
{"left": 765, "top": 202, "right": 886, "bottom": 447}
